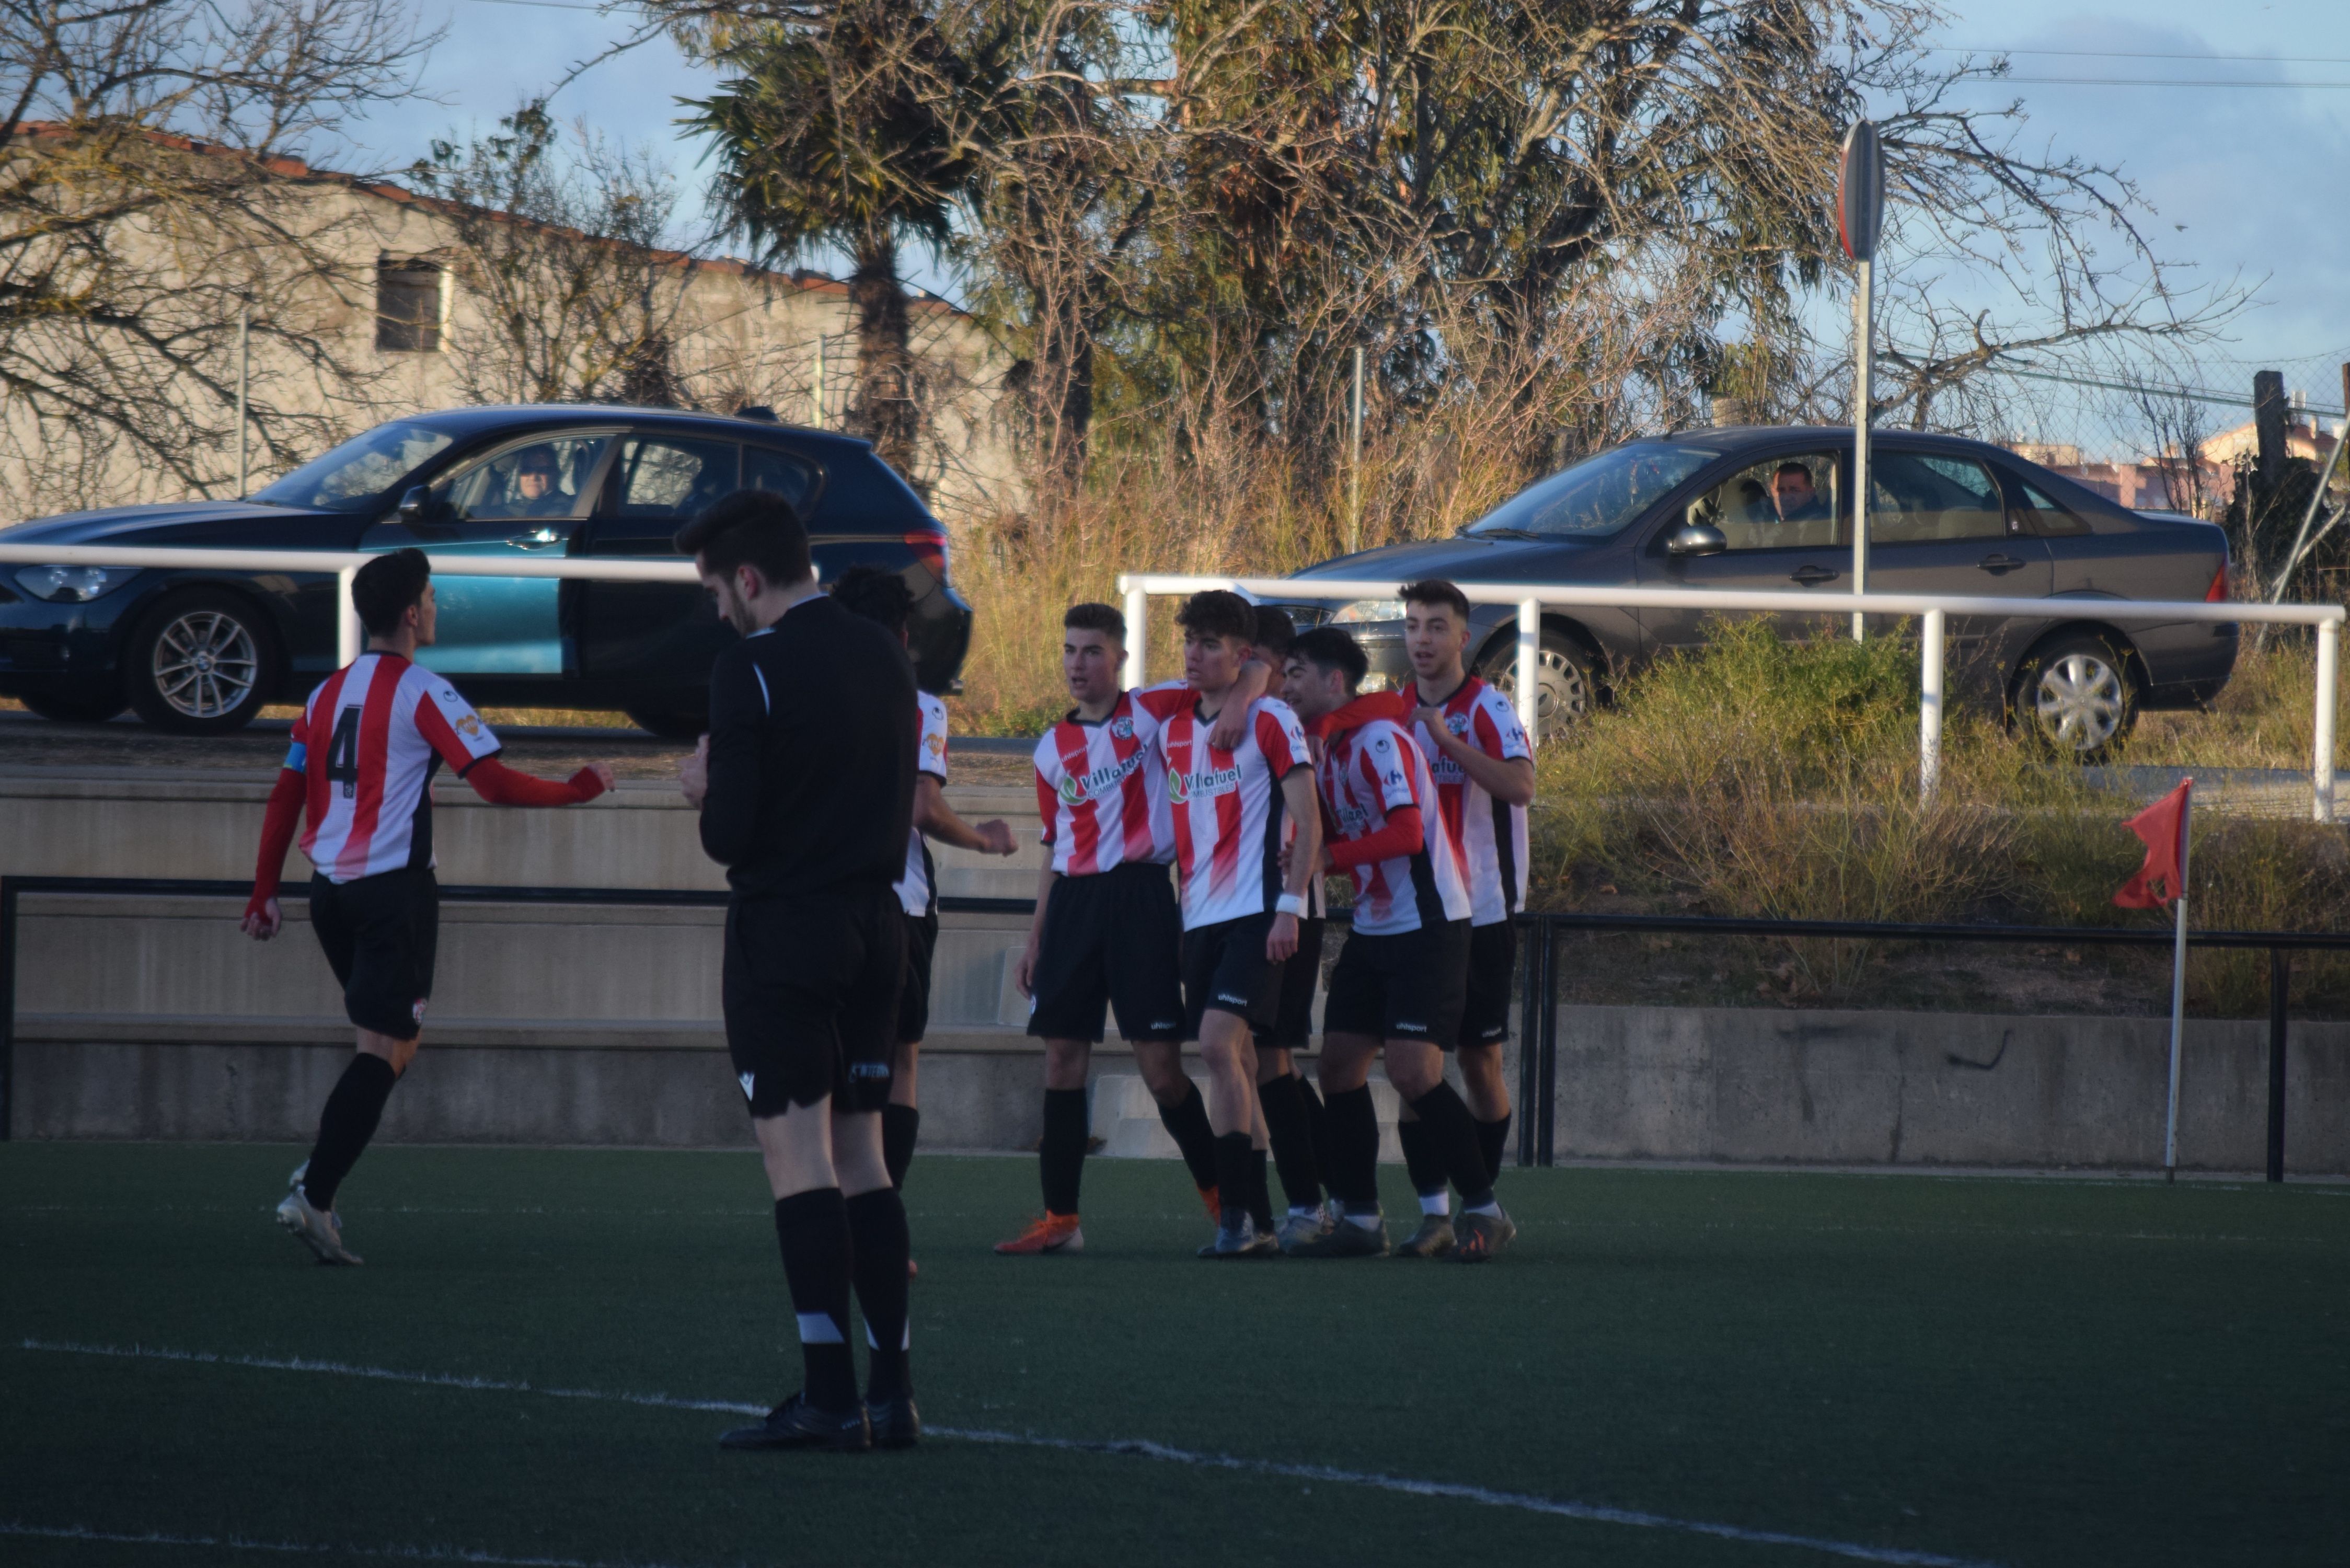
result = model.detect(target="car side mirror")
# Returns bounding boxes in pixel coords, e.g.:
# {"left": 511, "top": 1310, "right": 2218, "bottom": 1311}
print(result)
{"left": 397, "top": 486, "right": 429, "bottom": 524}
{"left": 1667, "top": 522, "right": 1727, "bottom": 558}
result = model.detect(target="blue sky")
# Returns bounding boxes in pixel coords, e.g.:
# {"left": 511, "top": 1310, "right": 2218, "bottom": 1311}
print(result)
{"left": 350, "top": 0, "right": 2350, "bottom": 409}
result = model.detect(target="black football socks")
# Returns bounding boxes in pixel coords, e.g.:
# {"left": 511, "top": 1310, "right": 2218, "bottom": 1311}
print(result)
{"left": 881, "top": 1104, "right": 921, "bottom": 1190}
{"left": 845, "top": 1187, "right": 913, "bottom": 1402}
{"left": 1159, "top": 1080, "right": 1221, "bottom": 1195}
{"left": 1478, "top": 1113, "right": 1513, "bottom": 1185}
{"left": 773, "top": 1190, "right": 858, "bottom": 1411}
{"left": 1396, "top": 1117, "right": 1449, "bottom": 1217}
{"left": 1410, "top": 1082, "right": 1498, "bottom": 1210}
{"left": 1040, "top": 1087, "right": 1088, "bottom": 1215}
{"left": 300, "top": 1053, "right": 398, "bottom": 1213}
{"left": 1211, "top": 1132, "right": 1255, "bottom": 1228}
{"left": 1260, "top": 1073, "right": 1323, "bottom": 1213}
{"left": 1323, "top": 1085, "right": 1382, "bottom": 1218}
{"left": 1246, "top": 1144, "right": 1275, "bottom": 1235}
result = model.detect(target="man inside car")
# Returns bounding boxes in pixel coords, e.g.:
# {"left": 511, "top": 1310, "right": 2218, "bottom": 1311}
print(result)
{"left": 1770, "top": 462, "right": 1831, "bottom": 527}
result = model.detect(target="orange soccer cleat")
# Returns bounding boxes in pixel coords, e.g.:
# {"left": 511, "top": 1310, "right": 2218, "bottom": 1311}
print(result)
{"left": 1196, "top": 1185, "right": 1221, "bottom": 1222}
{"left": 994, "top": 1212, "right": 1085, "bottom": 1255}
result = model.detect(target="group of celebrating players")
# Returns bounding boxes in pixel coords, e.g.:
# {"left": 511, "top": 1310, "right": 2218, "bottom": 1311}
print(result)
{"left": 239, "top": 486, "right": 1532, "bottom": 1455}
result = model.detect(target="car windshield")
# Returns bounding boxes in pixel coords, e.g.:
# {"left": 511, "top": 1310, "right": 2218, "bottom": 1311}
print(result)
{"left": 252, "top": 422, "right": 456, "bottom": 513}
{"left": 1463, "top": 442, "right": 1719, "bottom": 539}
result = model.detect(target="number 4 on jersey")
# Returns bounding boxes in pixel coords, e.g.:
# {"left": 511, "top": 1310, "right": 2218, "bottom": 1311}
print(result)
{"left": 326, "top": 706, "right": 363, "bottom": 798}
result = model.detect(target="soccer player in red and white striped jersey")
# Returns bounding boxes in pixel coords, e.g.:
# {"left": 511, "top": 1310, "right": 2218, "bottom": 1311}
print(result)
{"left": 997, "top": 602, "right": 1274, "bottom": 1256}
{"left": 1393, "top": 578, "right": 1536, "bottom": 1256}
{"left": 1281, "top": 624, "right": 1514, "bottom": 1261}
{"left": 239, "top": 548, "right": 613, "bottom": 1265}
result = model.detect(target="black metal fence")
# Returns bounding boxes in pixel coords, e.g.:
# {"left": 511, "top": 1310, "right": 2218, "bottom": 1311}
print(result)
{"left": 5, "top": 875, "right": 2347, "bottom": 1183}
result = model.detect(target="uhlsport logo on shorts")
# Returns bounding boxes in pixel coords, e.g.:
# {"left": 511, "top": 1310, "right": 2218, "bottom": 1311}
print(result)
{"left": 738, "top": 1071, "right": 756, "bottom": 1100}
{"left": 1393, "top": 1019, "right": 1430, "bottom": 1034}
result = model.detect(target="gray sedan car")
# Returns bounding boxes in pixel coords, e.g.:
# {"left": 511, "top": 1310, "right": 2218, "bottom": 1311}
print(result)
{"left": 1272, "top": 425, "right": 2235, "bottom": 754}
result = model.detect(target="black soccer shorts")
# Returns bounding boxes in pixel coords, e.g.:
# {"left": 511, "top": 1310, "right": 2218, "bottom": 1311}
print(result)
{"left": 308, "top": 868, "right": 437, "bottom": 1041}
{"left": 897, "top": 908, "right": 939, "bottom": 1046}
{"left": 1255, "top": 915, "right": 1325, "bottom": 1050}
{"left": 723, "top": 883, "right": 904, "bottom": 1117}
{"left": 1026, "top": 860, "right": 1186, "bottom": 1044}
{"left": 1181, "top": 911, "right": 1287, "bottom": 1040}
{"left": 1459, "top": 919, "right": 1517, "bottom": 1046}
{"left": 1322, "top": 919, "right": 1471, "bottom": 1050}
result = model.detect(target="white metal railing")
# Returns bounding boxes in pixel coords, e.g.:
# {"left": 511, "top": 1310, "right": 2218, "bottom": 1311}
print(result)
{"left": 1117, "top": 573, "right": 2346, "bottom": 823}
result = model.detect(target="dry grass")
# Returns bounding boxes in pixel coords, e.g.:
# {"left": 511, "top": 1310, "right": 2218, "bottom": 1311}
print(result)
{"left": 2129, "top": 634, "right": 2347, "bottom": 771}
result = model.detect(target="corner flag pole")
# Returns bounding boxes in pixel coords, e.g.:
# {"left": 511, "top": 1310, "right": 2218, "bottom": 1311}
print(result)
{"left": 2163, "top": 785, "right": 2194, "bottom": 1182}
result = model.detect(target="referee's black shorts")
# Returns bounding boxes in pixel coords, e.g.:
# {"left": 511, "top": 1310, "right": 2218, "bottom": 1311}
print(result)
{"left": 1322, "top": 918, "right": 1470, "bottom": 1050}
{"left": 308, "top": 868, "right": 437, "bottom": 1041}
{"left": 1459, "top": 919, "right": 1517, "bottom": 1046}
{"left": 1026, "top": 860, "right": 1186, "bottom": 1044}
{"left": 1255, "top": 915, "right": 1324, "bottom": 1050}
{"left": 724, "top": 883, "right": 904, "bottom": 1117}
{"left": 896, "top": 907, "right": 939, "bottom": 1046}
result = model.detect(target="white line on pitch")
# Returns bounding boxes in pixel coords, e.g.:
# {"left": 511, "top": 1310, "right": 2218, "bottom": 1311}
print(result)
{"left": 17, "top": 1339, "right": 2003, "bottom": 1568}
{"left": 0, "top": 1519, "right": 696, "bottom": 1566}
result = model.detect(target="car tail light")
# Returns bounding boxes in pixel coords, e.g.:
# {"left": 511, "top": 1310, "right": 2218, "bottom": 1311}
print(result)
{"left": 2205, "top": 563, "right": 2229, "bottom": 603}
{"left": 904, "top": 527, "right": 950, "bottom": 583}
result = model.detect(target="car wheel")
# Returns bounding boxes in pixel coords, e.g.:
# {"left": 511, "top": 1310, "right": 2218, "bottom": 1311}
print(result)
{"left": 625, "top": 704, "right": 708, "bottom": 741}
{"left": 125, "top": 590, "right": 277, "bottom": 733}
{"left": 1476, "top": 632, "right": 1595, "bottom": 743}
{"left": 2012, "top": 632, "right": 2137, "bottom": 760}
{"left": 15, "top": 682, "right": 129, "bottom": 723}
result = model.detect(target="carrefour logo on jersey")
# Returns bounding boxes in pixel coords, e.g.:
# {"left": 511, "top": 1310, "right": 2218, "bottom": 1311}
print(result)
{"left": 1167, "top": 763, "right": 1243, "bottom": 804}
{"left": 1058, "top": 747, "right": 1148, "bottom": 804}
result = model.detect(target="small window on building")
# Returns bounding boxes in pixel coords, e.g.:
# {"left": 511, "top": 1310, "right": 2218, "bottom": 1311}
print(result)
{"left": 376, "top": 261, "right": 442, "bottom": 353}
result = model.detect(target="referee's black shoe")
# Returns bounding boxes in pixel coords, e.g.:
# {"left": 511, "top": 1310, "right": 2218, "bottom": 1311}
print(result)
{"left": 871, "top": 1394, "right": 921, "bottom": 1450}
{"left": 719, "top": 1394, "right": 872, "bottom": 1452}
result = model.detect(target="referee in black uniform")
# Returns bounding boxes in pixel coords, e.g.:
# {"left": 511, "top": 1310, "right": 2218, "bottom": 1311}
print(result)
{"left": 675, "top": 491, "right": 921, "bottom": 1453}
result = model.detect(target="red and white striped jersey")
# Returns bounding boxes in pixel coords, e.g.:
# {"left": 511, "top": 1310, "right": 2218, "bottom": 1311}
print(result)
{"left": 1409, "top": 676, "right": 1533, "bottom": 925}
{"left": 288, "top": 653, "right": 501, "bottom": 883}
{"left": 1318, "top": 716, "right": 1472, "bottom": 936}
{"left": 1033, "top": 687, "right": 1176, "bottom": 877}
{"left": 895, "top": 691, "right": 951, "bottom": 916}
{"left": 1145, "top": 688, "right": 1312, "bottom": 930}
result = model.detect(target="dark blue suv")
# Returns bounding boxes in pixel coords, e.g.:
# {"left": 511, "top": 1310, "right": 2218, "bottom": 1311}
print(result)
{"left": 0, "top": 405, "right": 971, "bottom": 734}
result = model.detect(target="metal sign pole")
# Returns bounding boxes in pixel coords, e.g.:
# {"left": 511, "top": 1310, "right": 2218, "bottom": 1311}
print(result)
{"left": 1838, "top": 121, "right": 1885, "bottom": 643}
{"left": 1852, "top": 259, "right": 1872, "bottom": 641}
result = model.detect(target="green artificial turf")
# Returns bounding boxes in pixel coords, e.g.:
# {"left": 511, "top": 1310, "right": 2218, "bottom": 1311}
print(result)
{"left": 2, "top": 1144, "right": 2345, "bottom": 1567}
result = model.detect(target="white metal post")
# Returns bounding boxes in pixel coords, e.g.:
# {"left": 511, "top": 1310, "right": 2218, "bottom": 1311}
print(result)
{"left": 1918, "top": 607, "right": 1944, "bottom": 801}
{"left": 2316, "top": 619, "right": 2339, "bottom": 824}
{"left": 1348, "top": 347, "right": 1365, "bottom": 555}
{"left": 1851, "top": 259, "right": 1872, "bottom": 642}
{"left": 1123, "top": 583, "right": 1148, "bottom": 693}
{"left": 811, "top": 337, "right": 826, "bottom": 429}
{"left": 2164, "top": 802, "right": 2192, "bottom": 1180}
{"left": 235, "top": 304, "right": 250, "bottom": 497}
{"left": 336, "top": 566, "right": 363, "bottom": 668}
{"left": 1515, "top": 598, "right": 1541, "bottom": 744}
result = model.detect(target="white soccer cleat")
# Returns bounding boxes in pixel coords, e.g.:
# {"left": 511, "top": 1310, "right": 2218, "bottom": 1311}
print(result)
{"left": 275, "top": 1184, "right": 362, "bottom": 1266}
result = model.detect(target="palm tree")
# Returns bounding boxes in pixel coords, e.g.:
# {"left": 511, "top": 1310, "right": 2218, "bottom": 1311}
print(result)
{"left": 687, "top": 0, "right": 996, "bottom": 482}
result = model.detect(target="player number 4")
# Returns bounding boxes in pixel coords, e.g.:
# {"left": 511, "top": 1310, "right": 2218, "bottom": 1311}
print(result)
{"left": 327, "top": 706, "right": 363, "bottom": 799}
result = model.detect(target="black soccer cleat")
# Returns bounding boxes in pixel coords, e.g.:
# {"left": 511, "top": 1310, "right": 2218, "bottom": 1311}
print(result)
{"left": 870, "top": 1394, "right": 921, "bottom": 1449}
{"left": 718, "top": 1393, "right": 872, "bottom": 1452}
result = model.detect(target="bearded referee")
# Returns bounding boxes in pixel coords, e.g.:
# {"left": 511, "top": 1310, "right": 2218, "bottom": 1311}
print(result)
{"left": 675, "top": 492, "right": 922, "bottom": 1454}
{"left": 243, "top": 548, "right": 613, "bottom": 1266}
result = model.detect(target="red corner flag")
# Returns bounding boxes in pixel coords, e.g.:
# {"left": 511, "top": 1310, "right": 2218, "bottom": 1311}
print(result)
{"left": 2114, "top": 779, "right": 2192, "bottom": 909}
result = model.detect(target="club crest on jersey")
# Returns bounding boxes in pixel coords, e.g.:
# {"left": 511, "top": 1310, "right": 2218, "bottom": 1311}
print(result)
{"left": 1445, "top": 711, "right": 1473, "bottom": 736}
{"left": 1110, "top": 716, "right": 1135, "bottom": 740}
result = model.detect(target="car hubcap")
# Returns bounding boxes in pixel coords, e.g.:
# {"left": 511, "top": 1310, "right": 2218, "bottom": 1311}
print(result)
{"left": 2033, "top": 652, "right": 2123, "bottom": 751}
{"left": 1485, "top": 647, "right": 1590, "bottom": 741}
{"left": 152, "top": 610, "right": 259, "bottom": 719}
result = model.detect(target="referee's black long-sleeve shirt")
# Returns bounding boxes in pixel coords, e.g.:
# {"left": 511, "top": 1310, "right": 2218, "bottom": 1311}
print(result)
{"left": 698, "top": 593, "right": 917, "bottom": 901}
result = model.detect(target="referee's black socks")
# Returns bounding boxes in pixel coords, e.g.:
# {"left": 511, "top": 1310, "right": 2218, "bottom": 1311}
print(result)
{"left": 1410, "top": 1083, "right": 1499, "bottom": 1210}
{"left": 846, "top": 1187, "right": 913, "bottom": 1402}
{"left": 773, "top": 1190, "right": 859, "bottom": 1411}
{"left": 1158, "top": 1081, "right": 1220, "bottom": 1196}
{"left": 881, "top": 1104, "right": 921, "bottom": 1190}
{"left": 301, "top": 1053, "right": 398, "bottom": 1213}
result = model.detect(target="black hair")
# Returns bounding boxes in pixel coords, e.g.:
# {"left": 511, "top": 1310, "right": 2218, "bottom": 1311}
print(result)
{"left": 1399, "top": 579, "right": 1470, "bottom": 621}
{"left": 353, "top": 546, "right": 431, "bottom": 638}
{"left": 1064, "top": 602, "right": 1126, "bottom": 641}
{"left": 673, "top": 489, "right": 812, "bottom": 589}
{"left": 1252, "top": 606, "right": 1297, "bottom": 660}
{"left": 1176, "top": 589, "right": 1255, "bottom": 644}
{"left": 831, "top": 564, "right": 914, "bottom": 637}
{"left": 1288, "top": 625, "right": 1368, "bottom": 691}
{"left": 1775, "top": 462, "right": 1814, "bottom": 481}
